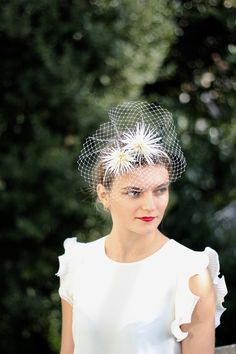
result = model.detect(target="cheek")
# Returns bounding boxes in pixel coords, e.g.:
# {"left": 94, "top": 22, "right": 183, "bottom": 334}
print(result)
{"left": 109, "top": 200, "right": 129, "bottom": 217}
{"left": 157, "top": 194, "right": 169, "bottom": 210}
{"left": 110, "top": 199, "right": 138, "bottom": 218}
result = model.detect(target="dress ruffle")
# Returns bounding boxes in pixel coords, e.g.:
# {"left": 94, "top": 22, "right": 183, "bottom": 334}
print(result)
{"left": 55, "top": 237, "right": 84, "bottom": 305}
{"left": 171, "top": 247, "right": 227, "bottom": 342}
{"left": 55, "top": 237, "right": 78, "bottom": 277}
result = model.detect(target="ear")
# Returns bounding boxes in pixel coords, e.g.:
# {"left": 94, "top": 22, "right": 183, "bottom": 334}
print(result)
{"left": 96, "top": 184, "right": 110, "bottom": 209}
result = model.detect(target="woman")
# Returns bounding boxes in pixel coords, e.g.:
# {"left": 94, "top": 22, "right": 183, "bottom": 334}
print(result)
{"left": 56, "top": 101, "right": 227, "bottom": 354}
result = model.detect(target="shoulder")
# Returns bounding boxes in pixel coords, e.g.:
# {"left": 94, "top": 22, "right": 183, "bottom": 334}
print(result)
{"left": 59, "top": 235, "right": 104, "bottom": 261}
{"left": 171, "top": 239, "right": 227, "bottom": 290}
{"left": 55, "top": 236, "right": 106, "bottom": 305}
{"left": 170, "top": 239, "right": 205, "bottom": 257}
{"left": 60, "top": 235, "right": 103, "bottom": 252}
{"left": 62, "top": 237, "right": 87, "bottom": 258}
{"left": 189, "top": 266, "right": 214, "bottom": 299}
{"left": 170, "top": 240, "right": 209, "bottom": 270}
{"left": 170, "top": 241, "right": 227, "bottom": 341}
{"left": 56, "top": 237, "right": 87, "bottom": 277}
{"left": 172, "top": 240, "right": 228, "bottom": 317}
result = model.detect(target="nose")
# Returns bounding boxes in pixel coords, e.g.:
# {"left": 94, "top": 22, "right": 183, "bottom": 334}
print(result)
{"left": 141, "top": 191, "right": 156, "bottom": 211}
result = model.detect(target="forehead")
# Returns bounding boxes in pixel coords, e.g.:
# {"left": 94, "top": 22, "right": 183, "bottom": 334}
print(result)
{"left": 112, "top": 165, "right": 169, "bottom": 190}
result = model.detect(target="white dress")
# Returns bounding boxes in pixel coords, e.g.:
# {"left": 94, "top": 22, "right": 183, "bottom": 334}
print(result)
{"left": 56, "top": 236, "right": 227, "bottom": 354}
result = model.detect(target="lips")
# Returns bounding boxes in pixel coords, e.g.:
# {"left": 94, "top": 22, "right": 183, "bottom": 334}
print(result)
{"left": 137, "top": 217, "right": 156, "bottom": 222}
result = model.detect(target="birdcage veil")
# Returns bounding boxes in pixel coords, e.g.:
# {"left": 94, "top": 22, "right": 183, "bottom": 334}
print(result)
{"left": 77, "top": 101, "right": 186, "bottom": 197}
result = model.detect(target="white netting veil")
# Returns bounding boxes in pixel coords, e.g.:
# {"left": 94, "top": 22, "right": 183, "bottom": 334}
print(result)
{"left": 77, "top": 102, "right": 186, "bottom": 196}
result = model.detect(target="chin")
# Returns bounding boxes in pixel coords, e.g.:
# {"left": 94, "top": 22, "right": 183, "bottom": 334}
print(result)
{"left": 134, "top": 227, "right": 158, "bottom": 237}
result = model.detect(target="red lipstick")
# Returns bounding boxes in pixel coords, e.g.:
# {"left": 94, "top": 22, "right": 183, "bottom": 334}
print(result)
{"left": 137, "top": 217, "right": 155, "bottom": 222}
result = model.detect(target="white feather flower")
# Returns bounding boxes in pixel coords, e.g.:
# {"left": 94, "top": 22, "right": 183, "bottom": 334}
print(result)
{"left": 101, "top": 146, "right": 135, "bottom": 176}
{"left": 121, "top": 122, "right": 169, "bottom": 163}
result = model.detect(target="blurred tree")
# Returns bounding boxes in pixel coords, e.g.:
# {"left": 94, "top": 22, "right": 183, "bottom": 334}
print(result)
{"left": 0, "top": 1, "right": 176, "bottom": 353}
{"left": 144, "top": 0, "right": 236, "bottom": 346}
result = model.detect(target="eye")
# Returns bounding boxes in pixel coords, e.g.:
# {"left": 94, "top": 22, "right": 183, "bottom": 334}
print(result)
{"left": 154, "top": 187, "right": 168, "bottom": 195}
{"left": 126, "top": 189, "right": 141, "bottom": 198}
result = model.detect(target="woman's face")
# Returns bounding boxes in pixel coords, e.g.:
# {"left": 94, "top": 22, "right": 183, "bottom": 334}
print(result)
{"left": 101, "top": 164, "right": 170, "bottom": 236}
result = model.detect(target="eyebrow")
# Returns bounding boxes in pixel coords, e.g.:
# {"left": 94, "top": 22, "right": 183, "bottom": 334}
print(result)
{"left": 121, "top": 182, "right": 170, "bottom": 191}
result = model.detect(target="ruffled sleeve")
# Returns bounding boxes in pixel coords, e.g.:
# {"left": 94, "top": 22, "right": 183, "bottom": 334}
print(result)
{"left": 171, "top": 247, "right": 227, "bottom": 342}
{"left": 55, "top": 237, "right": 84, "bottom": 306}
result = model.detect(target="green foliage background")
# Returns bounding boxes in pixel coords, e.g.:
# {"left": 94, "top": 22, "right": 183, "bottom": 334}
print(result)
{"left": 0, "top": 0, "right": 235, "bottom": 352}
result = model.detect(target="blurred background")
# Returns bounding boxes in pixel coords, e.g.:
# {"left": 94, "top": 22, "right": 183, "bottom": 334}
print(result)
{"left": 0, "top": 0, "right": 235, "bottom": 352}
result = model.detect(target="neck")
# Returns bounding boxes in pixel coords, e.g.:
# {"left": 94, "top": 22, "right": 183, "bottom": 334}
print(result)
{"left": 105, "top": 227, "right": 168, "bottom": 263}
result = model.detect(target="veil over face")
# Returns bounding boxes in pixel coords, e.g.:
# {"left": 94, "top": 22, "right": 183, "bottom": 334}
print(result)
{"left": 77, "top": 101, "right": 186, "bottom": 199}
{"left": 100, "top": 164, "right": 170, "bottom": 236}
{"left": 107, "top": 164, "right": 170, "bottom": 201}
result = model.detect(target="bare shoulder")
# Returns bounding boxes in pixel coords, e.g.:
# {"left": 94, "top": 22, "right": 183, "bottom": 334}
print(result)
{"left": 189, "top": 268, "right": 215, "bottom": 298}
{"left": 188, "top": 268, "right": 216, "bottom": 328}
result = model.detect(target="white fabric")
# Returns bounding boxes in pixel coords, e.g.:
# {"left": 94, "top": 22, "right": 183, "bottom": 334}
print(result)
{"left": 56, "top": 236, "right": 227, "bottom": 354}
